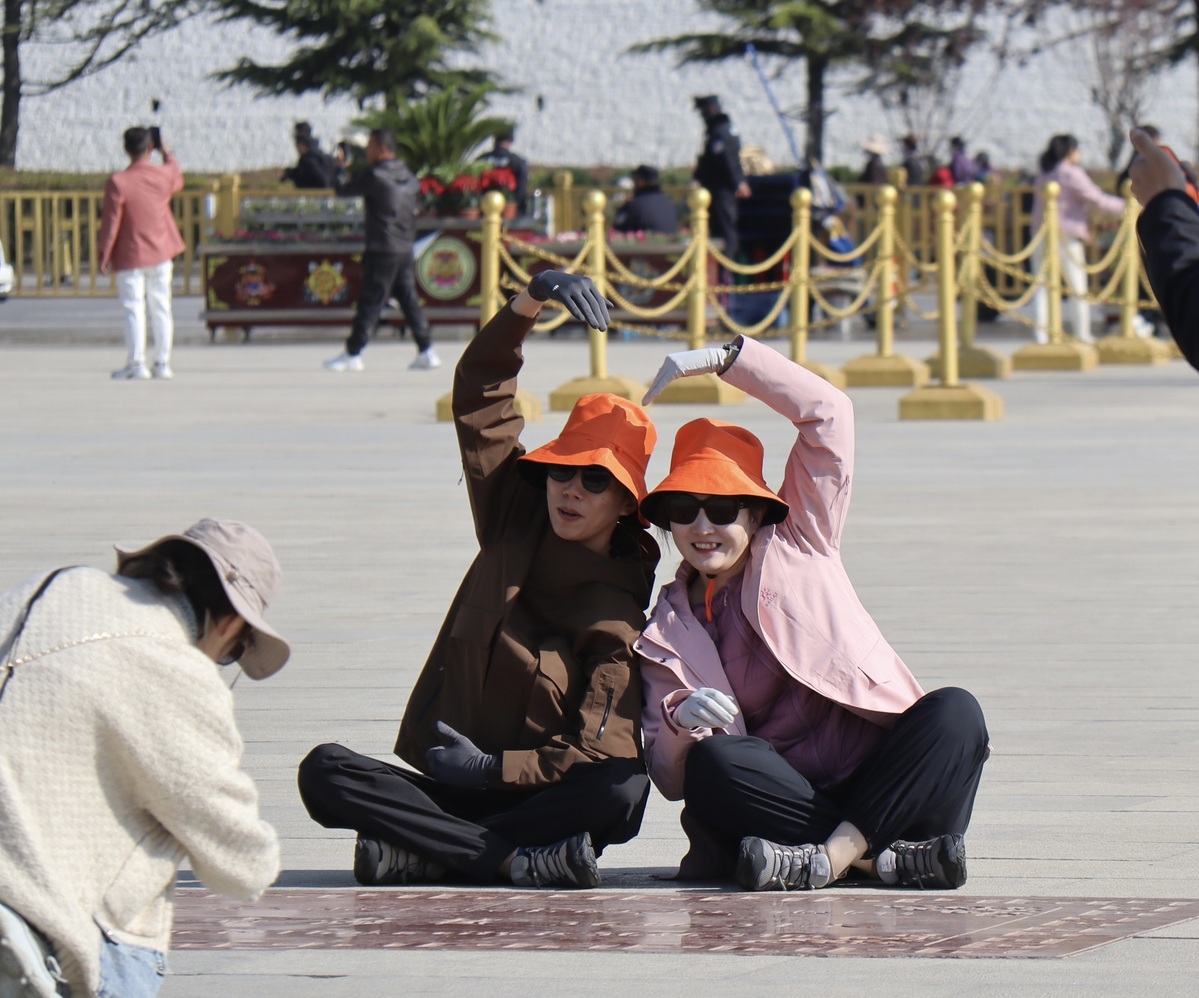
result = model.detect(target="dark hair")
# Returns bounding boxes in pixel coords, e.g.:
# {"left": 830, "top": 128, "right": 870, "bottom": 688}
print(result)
{"left": 118, "top": 540, "right": 235, "bottom": 625}
{"left": 950, "top": 136, "right": 966, "bottom": 152}
{"left": 124, "top": 127, "right": 151, "bottom": 157}
{"left": 370, "top": 128, "right": 396, "bottom": 154}
{"left": 1039, "top": 134, "right": 1078, "bottom": 174}
{"left": 293, "top": 121, "right": 313, "bottom": 140}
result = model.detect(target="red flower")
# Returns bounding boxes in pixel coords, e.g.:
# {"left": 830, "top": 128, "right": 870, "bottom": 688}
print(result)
{"left": 420, "top": 176, "right": 446, "bottom": 196}
{"left": 480, "top": 167, "right": 517, "bottom": 193}
{"left": 448, "top": 174, "right": 482, "bottom": 195}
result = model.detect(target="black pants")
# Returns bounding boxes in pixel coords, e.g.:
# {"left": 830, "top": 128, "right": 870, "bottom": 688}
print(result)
{"left": 346, "top": 250, "right": 430, "bottom": 356}
{"left": 708, "top": 190, "right": 739, "bottom": 261}
{"left": 682, "top": 688, "right": 988, "bottom": 871}
{"left": 298, "top": 743, "right": 650, "bottom": 881}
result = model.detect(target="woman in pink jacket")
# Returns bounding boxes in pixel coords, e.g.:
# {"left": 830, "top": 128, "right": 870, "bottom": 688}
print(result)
{"left": 1031, "top": 133, "right": 1126, "bottom": 344}
{"left": 634, "top": 337, "right": 988, "bottom": 892}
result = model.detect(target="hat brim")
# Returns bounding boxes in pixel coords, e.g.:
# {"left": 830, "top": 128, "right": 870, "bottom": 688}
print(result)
{"left": 115, "top": 536, "right": 290, "bottom": 680}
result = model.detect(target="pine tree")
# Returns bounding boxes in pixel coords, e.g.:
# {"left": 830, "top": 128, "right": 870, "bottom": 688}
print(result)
{"left": 212, "top": 0, "right": 500, "bottom": 108}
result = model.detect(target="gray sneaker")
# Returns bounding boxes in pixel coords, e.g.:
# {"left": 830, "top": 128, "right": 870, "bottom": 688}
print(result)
{"left": 0, "top": 901, "right": 66, "bottom": 997}
{"left": 151, "top": 361, "right": 174, "bottom": 380}
{"left": 510, "top": 831, "right": 600, "bottom": 889}
{"left": 353, "top": 836, "right": 446, "bottom": 886}
{"left": 111, "top": 361, "right": 150, "bottom": 380}
{"left": 888, "top": 834, "right": 967, "bottom": 889}
{"left": 736, "top": 837, "right": 831, "bottom": 891}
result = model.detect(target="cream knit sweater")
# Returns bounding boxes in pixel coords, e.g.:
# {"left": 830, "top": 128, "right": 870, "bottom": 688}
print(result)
{"left": 0, "top": 568, "right": 280, "bottom": 996}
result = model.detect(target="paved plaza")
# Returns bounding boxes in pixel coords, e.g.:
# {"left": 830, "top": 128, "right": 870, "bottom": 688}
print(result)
{"left": 0, "top": 296, "right": 1197, "bottom": 995}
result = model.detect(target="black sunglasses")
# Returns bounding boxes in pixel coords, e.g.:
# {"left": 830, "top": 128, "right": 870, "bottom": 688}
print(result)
{"left": 546, "top": 464, "right": 613, "bottom": 494}
{"left": 661, "top": 494, "right": 749, "bottom": 526}
{"left": 218, "top": 625, "right": 254, "bottom": 667}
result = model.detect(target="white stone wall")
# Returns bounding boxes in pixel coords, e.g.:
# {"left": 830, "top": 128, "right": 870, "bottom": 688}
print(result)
{"left": 12, "top": 0, "right": 1199, "bottom": 176}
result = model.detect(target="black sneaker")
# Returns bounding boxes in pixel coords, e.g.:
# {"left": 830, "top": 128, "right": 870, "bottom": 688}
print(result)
{"left": 510, "top": 831, "right": 600, "bottom": 889}
{"left": 736, "top": 837, "right": 831, "bottom": 891}
{"left": 353, "top": 836, "right": 446, "bottom": 886}
{"left": 889, "top": 833, "right": 967, "bottom": 889}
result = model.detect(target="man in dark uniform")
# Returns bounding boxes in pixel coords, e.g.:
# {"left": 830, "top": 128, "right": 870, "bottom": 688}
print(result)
{"left": 476, "top": 129, "right": 530, "bottom": 216}
{"left": 693, "top": 95, "right": 751, "bottom": 261}
{"left": 613, "top": 165, "right": 678, "bottom": 235}
{"left": 282, "top": 122, "right": 336, "bottom": 190}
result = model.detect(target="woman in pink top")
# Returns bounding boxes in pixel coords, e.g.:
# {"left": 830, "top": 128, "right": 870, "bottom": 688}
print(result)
{"left": 1031, "top": 134, "right": 1126, "bottom": 344}
{"left": 634, "top": 338, "right": 988, "bottom": 892}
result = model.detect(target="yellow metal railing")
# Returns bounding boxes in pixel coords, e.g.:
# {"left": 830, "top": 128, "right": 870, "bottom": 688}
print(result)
{"left": 0, "top": 185, "right": 214, "bottom": 297}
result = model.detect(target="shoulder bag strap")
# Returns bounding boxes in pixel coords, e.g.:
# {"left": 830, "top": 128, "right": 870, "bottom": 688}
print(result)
{"left": 0, "top": 567, "right": 72, "bottom": 700}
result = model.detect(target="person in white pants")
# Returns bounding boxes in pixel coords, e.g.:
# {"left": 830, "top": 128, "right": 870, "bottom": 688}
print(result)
{"left": 98, "top": 126, "right": 185, "bottom": 380}
{"left": 1030, "top": 134, "right": 1125, "bottom": 344}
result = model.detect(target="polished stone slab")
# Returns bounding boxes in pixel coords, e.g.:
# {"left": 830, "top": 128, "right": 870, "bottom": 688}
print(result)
{"left": 172, "top": 889, "right": 1199, "bottom": 959}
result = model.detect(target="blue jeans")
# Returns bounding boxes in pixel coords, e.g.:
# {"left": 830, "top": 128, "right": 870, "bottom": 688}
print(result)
{"left": 96, "top": 934, "right": 167, "bottom": 998}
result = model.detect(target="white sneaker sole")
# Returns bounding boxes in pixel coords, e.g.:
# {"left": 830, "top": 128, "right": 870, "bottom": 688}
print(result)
{"left": 0, "top": 904, "right": 61, "bottom": 997}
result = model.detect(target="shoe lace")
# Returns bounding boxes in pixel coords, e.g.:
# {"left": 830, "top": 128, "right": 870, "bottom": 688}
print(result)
{"left": 775, "top": 844, "right": 817, "bottom": 890}
{"left": 528, "top": 840, "right": 574, "bottom": 887}
{"left": 894, "top": 840, "right": 937, "bottom": 887}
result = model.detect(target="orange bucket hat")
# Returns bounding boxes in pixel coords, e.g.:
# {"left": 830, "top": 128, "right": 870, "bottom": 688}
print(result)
{"left": 519, "top": 393, "right": 657, "bottom": 520}
{"left": 640, "top": 418, "right": 789, "bottom": 529}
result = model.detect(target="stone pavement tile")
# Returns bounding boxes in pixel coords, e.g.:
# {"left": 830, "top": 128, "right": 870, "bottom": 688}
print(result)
{"left": 170, "top": 889, "right": 1199, "bottom": 960}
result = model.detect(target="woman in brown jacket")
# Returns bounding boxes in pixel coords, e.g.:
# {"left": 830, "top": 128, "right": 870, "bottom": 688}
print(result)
{"left": 298, "top": 272, "right": 660, "bottom": 889}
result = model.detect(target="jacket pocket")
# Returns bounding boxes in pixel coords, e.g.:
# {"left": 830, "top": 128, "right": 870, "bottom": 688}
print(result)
{"left": 99, "top": 827, "right": 185, "bottom": 941}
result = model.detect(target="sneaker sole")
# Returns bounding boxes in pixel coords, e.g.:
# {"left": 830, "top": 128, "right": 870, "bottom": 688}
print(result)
{"left": 571, "top": 833, "right": 601, "bottom": 889}
{"left": 0, "top": 907, "right": 59, "bottom": 998}
{"left": 352, "top": 838, "right": 384, "bottom": 886}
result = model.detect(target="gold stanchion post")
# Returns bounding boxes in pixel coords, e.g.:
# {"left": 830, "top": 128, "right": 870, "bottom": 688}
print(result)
{"left": 842, "top": 184, "right": 930, "bottom": 387}
{"left": 927, "top": 182, "right": 1010, "bottom": 379}
{"left": 549, "top": 190, "right": 648, "bottom": 410}
{"left": 1012, "top": 180, "right": 1097, "bottom": 371}
{"left": 789, "top": 187, "right": 845, "bottom": 387}
{"left": 899, "top": 191, "right": 1003, "bottom": 420}
{"left": 1096, "top": 181, "right": 1170, "bottom": 365}
{"left": 649, "top": 186, "right": 744, "bottom": 404}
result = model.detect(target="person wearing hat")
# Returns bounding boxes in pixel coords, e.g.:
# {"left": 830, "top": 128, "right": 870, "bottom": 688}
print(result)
{"left": 693, "top": 95, "right": 752, "bottom": 261}
{"left": 299, "top": 271, "right": 660, "bottom": 891}
{"left": 0, "top": 519, "right": 288, "bottom": 997}
{"left": 632, "top": 339, "right": 989, "bottom": 893}
{"left": 614, "top": 165, "right": 679, "bottom": 236}
{"left": 859, "top": 134, "right": 890, "bottom": 185}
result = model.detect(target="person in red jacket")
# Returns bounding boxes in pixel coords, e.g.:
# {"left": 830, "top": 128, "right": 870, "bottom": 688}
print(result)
{"left": 97, "top": 126, "right": 185, "bottom": 381}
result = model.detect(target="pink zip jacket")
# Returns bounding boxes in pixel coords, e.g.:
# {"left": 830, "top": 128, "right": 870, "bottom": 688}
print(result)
{"left": 634, "top": 337, "right": 925, "bottom": 800}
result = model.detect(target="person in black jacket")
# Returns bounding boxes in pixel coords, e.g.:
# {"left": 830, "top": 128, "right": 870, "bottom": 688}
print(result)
{"left": 694, "top": 96, "right": 751, "bottom": 261}
{"left": 476, "top": 130, "right": 530, "bottom": 216}
{"left": 323, "top": 128, "right": 438, "bottom": 372}
{"left": 613, "top": 165, "right": 679, "bottom": 235}
{"left": 1129, "top": 126, "right": 1199, "bottom": 370}
{"left": 282, "top": 132, "right": 336, "bottom": 190}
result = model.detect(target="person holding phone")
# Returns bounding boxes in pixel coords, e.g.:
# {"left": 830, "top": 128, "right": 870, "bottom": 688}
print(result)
{"left": 98, "top": 126, "right": 185, "bottom": 381}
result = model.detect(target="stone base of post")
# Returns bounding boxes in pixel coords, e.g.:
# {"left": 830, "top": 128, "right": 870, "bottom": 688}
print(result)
{"left": 1011, "top": 341, "right": 1098, "bottom": 371}
{"left": 898, "top": 383, "right": 1004, "bottom": 421}
{"left": 549, "top": 375, "right": 649, "bottom": 412}
{"left": 799, "top": 361, "right": 848, "bottom": 390}
{"left": 925, "top": 346, "right": 1011, "bottom": 380}
{"left": 842, "top": 354, "right": 930, "bottom": 387}
{"left": 437, "top": 388, "right": 542, "bottom": 423}
{"left": 1095, "top": 335, "right": 1173, "bottom": 365}
{"left": 649, "top": 372, "right": 746, "bottom": 405}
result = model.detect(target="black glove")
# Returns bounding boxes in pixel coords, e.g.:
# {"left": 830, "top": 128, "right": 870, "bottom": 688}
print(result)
{"left": 425, "top": 721, "right": 501, "bottom": 789}
{"left": 527, "top": 269, "right": 612, "bottom": 331}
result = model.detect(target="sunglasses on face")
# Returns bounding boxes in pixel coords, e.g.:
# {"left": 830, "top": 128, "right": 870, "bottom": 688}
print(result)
{"left": 545, "top": 464, "right": 613, "bottom": 494}
{"left": 662, "top": 494, "right": 750, "bottom": 526}
{"left": 217, "top": 625, "right": 254, "bottom": 667}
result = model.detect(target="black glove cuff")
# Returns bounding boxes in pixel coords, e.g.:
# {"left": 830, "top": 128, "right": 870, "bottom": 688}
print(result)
{"left": 528, "top": 277, "right": 551, "bottom": 302}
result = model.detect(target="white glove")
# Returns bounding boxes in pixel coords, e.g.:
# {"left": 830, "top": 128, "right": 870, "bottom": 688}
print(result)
{"left": 673, "top": 687, "right": 740, "bottom": 730}
{"left": 642, "top": 347, "right": 729, "bottom": 405}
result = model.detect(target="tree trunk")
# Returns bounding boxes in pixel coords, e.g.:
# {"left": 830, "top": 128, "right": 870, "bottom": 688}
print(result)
{"left": 1, "top": 0, "right": 20, "bottom": 168}
{"left": 805, "top": 54, "right": 827, "bottom": 163}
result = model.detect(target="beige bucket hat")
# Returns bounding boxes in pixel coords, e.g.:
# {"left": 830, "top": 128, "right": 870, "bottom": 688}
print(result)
{"left": 116, "top": 518, "right": 289, "bottom": 679}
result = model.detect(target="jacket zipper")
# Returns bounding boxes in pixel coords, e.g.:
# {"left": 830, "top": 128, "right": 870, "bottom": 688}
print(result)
{"left": 596, "top": 688, "right": 614, "bottom": 740}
